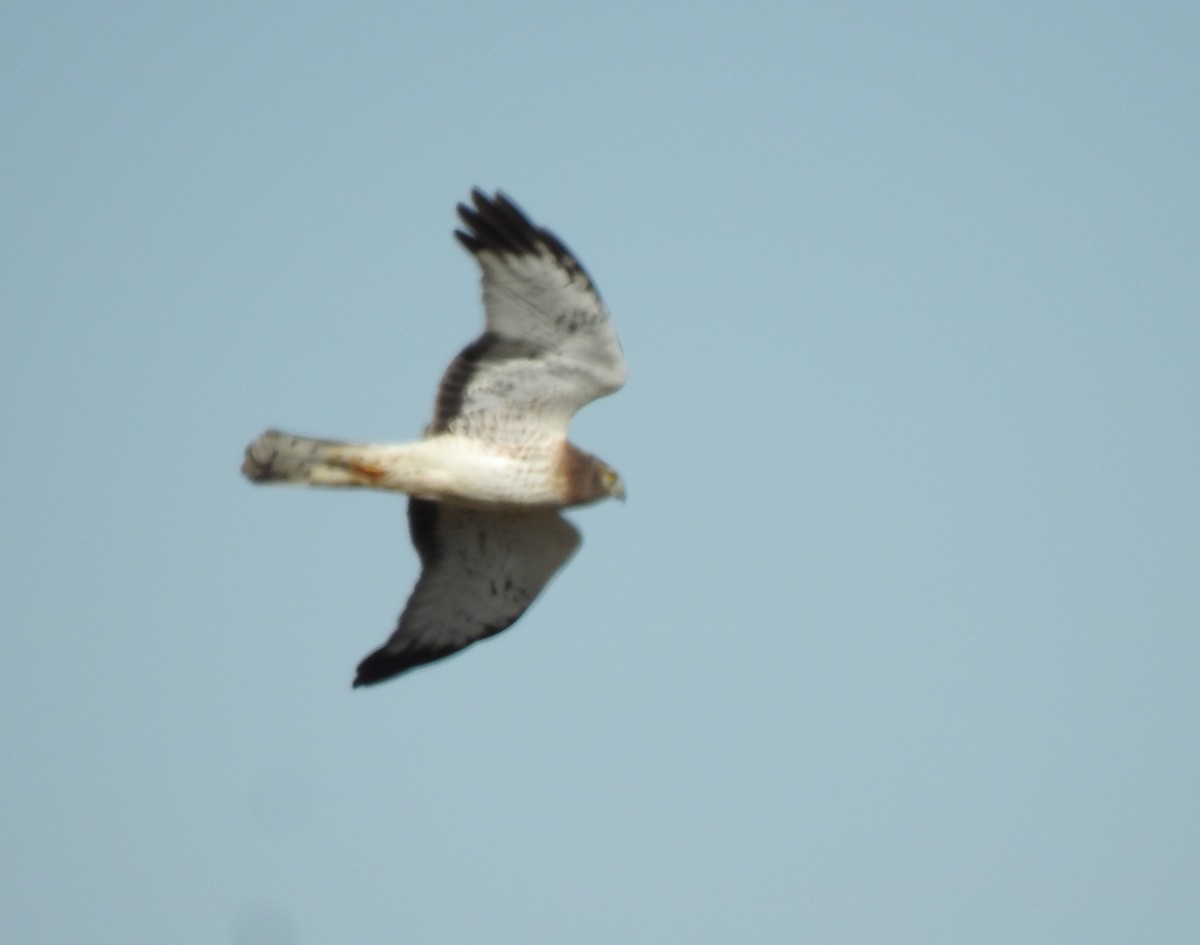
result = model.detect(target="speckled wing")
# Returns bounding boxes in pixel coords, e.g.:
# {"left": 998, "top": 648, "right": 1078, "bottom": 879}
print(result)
{"left": 429, "top": 190, "right": 627, "bottom": 442}
{"left": 353, "top": 499, "right": 581, "bottom": 686}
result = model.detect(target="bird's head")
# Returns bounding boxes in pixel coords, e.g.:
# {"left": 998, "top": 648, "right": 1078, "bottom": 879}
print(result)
{"left": 598, "top": 464, "right": 626, "bottom": 502}
{"left": 562, "top": 444, "right": 625, "bottom": 506}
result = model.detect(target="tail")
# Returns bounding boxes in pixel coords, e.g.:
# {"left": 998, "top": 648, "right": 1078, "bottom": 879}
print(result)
{"left": 242, "top": 430, "right": 372, "bottom": 486}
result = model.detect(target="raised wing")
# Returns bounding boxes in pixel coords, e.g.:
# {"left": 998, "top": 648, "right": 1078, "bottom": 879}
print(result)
{"left": 428, "top": 190, "right": 627, "bottom": 441}
{"left": 352, "top": 499, "right": 581, "bottom": 686}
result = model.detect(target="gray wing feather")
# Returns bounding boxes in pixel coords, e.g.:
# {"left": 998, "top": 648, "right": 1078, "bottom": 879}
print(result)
{"left": 429, "top": 191, "right": 626, "bottom": 440}
{"left": 353, "top": 499, "right": 581, "bottom": 686}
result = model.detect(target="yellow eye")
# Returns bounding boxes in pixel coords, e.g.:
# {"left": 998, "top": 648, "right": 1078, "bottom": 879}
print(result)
{"left": 599, "top": 467, "right": 625, "bottom": 500}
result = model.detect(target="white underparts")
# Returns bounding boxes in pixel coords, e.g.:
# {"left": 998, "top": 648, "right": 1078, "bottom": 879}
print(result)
{"left": 244, "top": 430, "right": 566, "bottom": 506}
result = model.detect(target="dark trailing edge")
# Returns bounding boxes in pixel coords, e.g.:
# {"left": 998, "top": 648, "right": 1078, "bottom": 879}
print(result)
{"left": 428, "top": 331, "right": 542, "bottom": 434}
{"left": 351, "top": 500, "right": 441, "bottom": 686}
{"left": 406, "top": 497, "right": 441, "bottom": 570}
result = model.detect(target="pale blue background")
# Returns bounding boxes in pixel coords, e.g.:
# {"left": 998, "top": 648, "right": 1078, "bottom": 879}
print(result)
{"left": 3, "top": 2, "right": 1198, "bottom": 943}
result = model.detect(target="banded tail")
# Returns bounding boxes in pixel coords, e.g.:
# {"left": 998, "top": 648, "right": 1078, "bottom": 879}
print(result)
{"left": 242, "top": 430, "right": 383, "bottom": 487}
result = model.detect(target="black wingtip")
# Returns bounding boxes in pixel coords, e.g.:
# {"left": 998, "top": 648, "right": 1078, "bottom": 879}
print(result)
{"left": 452, "top": 189, "right": 595, "bottom": 290}
{"left": 352, "top": 640, "right": 463, "bottom": 688}
{"left": 352, "top": 647, "right": 406, "bottom": 688}
{"left": 454, "top": 189, "right": 544, "bottom": 256}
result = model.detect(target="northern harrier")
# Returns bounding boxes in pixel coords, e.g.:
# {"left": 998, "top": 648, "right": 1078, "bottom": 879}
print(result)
{"left": 242, "top": 191, "right": 626, "bottom": 687}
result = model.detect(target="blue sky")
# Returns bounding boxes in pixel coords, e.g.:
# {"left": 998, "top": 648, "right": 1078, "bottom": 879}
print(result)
{"left": 3, "top": 2, "right": 1198, "bottom": 943}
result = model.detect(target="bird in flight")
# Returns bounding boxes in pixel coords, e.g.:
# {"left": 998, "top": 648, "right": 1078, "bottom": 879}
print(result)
{"left": 242, "top": 191, "right": 626, "bottom": 687}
